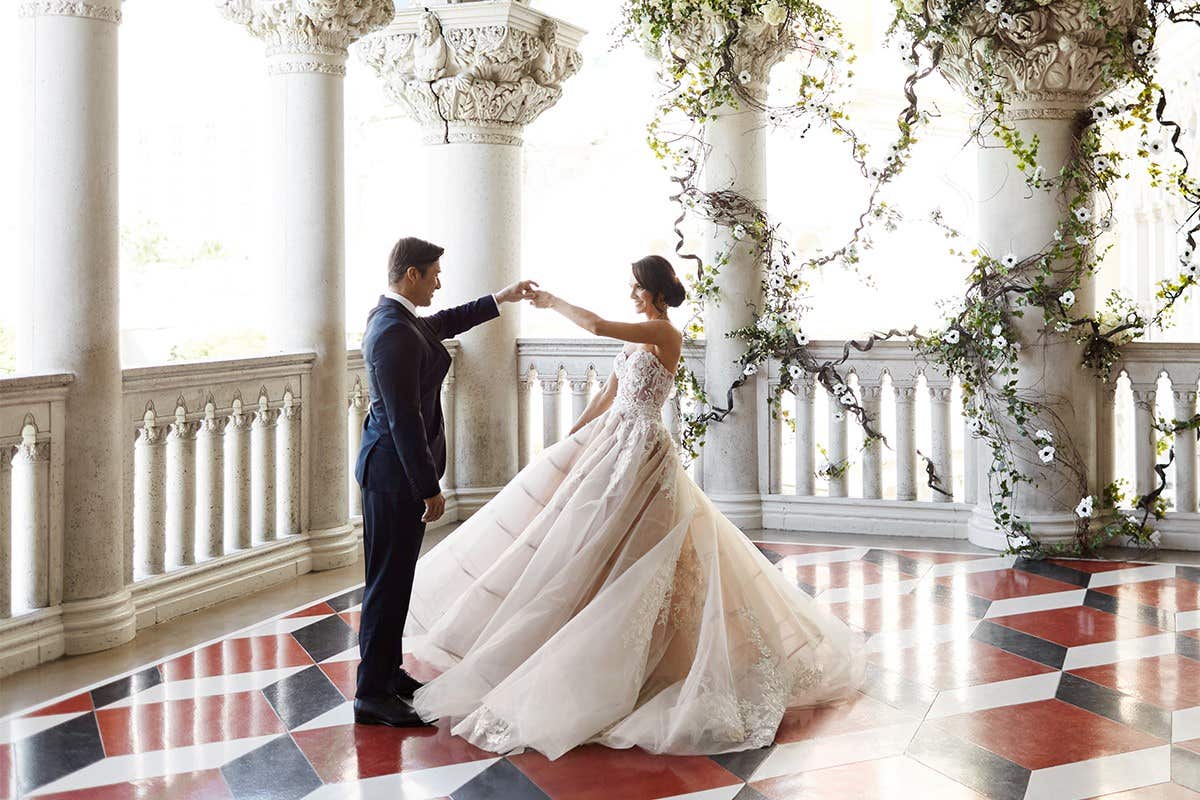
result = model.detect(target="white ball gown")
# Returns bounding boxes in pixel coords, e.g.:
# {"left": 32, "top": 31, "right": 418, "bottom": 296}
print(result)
{"left": 407, "top": 345, "right": 865, "bottom": 760}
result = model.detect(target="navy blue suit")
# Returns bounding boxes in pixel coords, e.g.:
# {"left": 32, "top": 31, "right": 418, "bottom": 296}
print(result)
{"left": 354, "top": 293, "right": 500, "bottom": 701}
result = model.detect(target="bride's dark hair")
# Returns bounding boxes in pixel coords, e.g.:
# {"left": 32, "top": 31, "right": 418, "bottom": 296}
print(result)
{"left": 632, "top": 255, "right": 686, "bottom": 311}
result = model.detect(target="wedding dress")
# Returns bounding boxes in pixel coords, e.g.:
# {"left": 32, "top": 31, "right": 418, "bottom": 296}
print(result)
{"left": 407, "top": 346, "right": 865, "bottom": 759}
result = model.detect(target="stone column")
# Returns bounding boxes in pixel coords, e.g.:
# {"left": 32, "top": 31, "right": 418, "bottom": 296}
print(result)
{"left": 218, "top": 0, "right": 394, "bottom": 569}
{"left": 1174, "top": 389, "right": 1197, "bottom": 513}
{"left": 360, "top": 3, "right": 582, "bottom": 516}
{"left": 937, "top": 0, "right": 1141, "bottom": 548}
{"left": 18, "top": 0, "right": 135, "bottom": 653}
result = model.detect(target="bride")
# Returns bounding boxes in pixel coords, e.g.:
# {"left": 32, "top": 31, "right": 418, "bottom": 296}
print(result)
{"left": 406, "top": 255, "right": 864, "bottom": 759}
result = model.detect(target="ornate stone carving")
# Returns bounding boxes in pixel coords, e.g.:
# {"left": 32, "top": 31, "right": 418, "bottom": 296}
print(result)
{"left": 359, "top": 4, "right": 582, "bottom": 145}
{"left": 936, "top": 0, "right": 1144, "bottom": 114}
{"left": 665, "top": 13, "right": 794, "bottom": 95}
{"left": 218, "top": 0, "right": 395, "bottom": 74}
{"left": 18, "top": 1, "right": 122, "bottom": 23}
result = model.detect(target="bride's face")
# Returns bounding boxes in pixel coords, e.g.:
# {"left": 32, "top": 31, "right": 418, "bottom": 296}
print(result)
{"left": 630, "top": 278, "right": 655, "bottom": 316}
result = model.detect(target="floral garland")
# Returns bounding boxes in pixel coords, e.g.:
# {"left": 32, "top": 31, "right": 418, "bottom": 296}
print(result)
{"left": 620, "top": 0, "right": 1200, "bottom": 557}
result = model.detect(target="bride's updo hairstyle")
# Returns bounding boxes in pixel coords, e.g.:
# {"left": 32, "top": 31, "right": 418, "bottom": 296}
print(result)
{"left": 632, "top": 255, "right": 687, "bottom": 312}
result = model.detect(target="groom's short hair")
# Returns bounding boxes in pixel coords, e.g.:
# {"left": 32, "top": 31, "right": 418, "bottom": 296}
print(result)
{"left": 388, "top": 237, "right": 444, "bottom": 283}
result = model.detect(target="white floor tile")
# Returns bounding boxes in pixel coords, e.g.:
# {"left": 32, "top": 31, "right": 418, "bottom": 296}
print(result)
{"left": 0, "top": 713, "right": 85, "bottom": 746}
{"left": 231, "top": 616, "right": 329, "bottom": 639}
{"left": 777, "top": 547, "right": 871, "bottom": 569}
{"left": 301, "top": 758, "right": 499, "bottom": 800}
{"left": 748, "top": 721, "right": 921, "bottom": 782}
{"left": 817, "top": 579, "right": 922, "bottom": 605}
{"left": 926, "top": 672, "right": 1062, "bottom": 719}
{"left": 27, "top": 733, "right": 280, "bottom": 796}
{"left": 292, "top": 701, "right": 356, "bottom": 732}
{"left": 103, "top": 666, "right": 310, "bottom": 708}
{"left": 984, "top": 590, "right": 1087, "bottom": 619}
{"left": 1176, "top": 610, "right": 1200, "bottom": 632}
{"left": 1062, "top": 634, "right": 1178, "bottom": 670}
{"left": 866, "top": 619, "right": 982, "bottom": 654}
{"left": 927, "top": 556, "right": 1016, "bottom": 579}
{"left": 1023, "top": 745, "right": 1171, "bottom": 800}
{"left": 656, "top": 784, "right": 746, "bottom": 800}
{"left": 1087, "top": 564, "right": 1176, "bottom": 589}
{"left": 1174, "top": 706, "right": 1200, "bottom": 743}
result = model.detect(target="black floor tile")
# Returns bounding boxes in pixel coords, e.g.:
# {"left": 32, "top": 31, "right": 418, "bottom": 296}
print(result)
{"left": 754, "top": 545, "right": 786, "bottom": 565}
{"left": 1177, "top": 566, "right": 1200, "bottom": 585}
{"left": 1174, "top": 744, "right": 1200, "bottom": 793}
{"left": 12, "top": 712, "right": 106, "bottom": 796}
{"left": 221, "top": 734, "right": 322, "bottom": 800}
{"left": 929, "top": 582, "right": 993, "bottom": 618}
{"left": 325, "top": 586, "right": 364, "bottom": 612}
{"left": 89, "top": 666, "right": 163, "bottom": 709}
{"left": 1177, "top": 633, "right": 1200, "bottom": 662}
{"left": 733, "top": 784, "right": 770, "bottom": 800}
{"left": 1056, "top": 672, "right": 1172, "bottom": 740}
{"left": 262, "top": 664, "right": 347, "bottom": 731}
{"left": 907, "top": 722, "right": 1030, "bottom": 800}
{"left": 861, "top": 661, "right": 938, "bottom": 715}
{"left": 972, "top": 620, "right": 1067, "bottom": 669}
{"left": 453, "top": 759, "right": 551, "bottom": 800}
{"left": 862, "top": 549, "right": 926, "bottom": 578}
{"left": 1013, "top": 558, "right": 1091, "bottom": 588}
{"left": 710, "top": 746, "right": 774, "bottom": 780}
{"left": 1085, "top": 589, "right": 1175, "bottom": 631}
{"left": 290, "top": 613, "right": 357, "bottom": 664}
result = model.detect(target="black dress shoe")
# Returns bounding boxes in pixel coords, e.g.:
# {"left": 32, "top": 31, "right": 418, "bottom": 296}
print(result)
{"left": 391, "top": 670, "right": 426, "bottom": 701}
{"left": 354, "top": 695, "right": 435, "bottom": 727}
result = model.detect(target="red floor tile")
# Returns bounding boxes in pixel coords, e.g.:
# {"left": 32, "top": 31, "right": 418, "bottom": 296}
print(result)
{"left": 755, "top": 543, "right": 851, "bottom": 556}
{"left": 825, "top": 593, "right": 977, "bottom": 634}
{"left": 1095, "top": 578, "right": 1200, "bottom": 613}
{"left": 402, "top": 654, "right": 444, "bottom": 683}
{"left": 0, "top": 743, "right": 12, "bottom": 800}
{"left": 935, "top": 699, "right": 1164, "bottom": 771}
{"left": 320, "top": 660, "right": 359, "bottom": 701}
{"left": 25, "top": 693, "right": 94, "bottom": 718}
{"left": 159, "top": 635, "right": 314, "bottom": 681}
{"left": 1047, "top": 559, "right": 1149, "bottom": 574}
{"left": 285, "top": 601, "right": 335, "bottom": 619}
{"left": 339, "top": 611, "right": 362, "bottom": 632}
{"left": 1091, "top": 783, "right": 1200, "bottom": 799}
{"left": 870, "top": 638, "right": 1056, "bottom": 690}
{"left": 510, "top": 744, "right": 741, "bottom": 800}
{"left": 95, "top": 691, "right": 287, "bottom": 756}
{"left": 891, "top": 550, "right": 994, "bottom": 566}
{"left": 786, "top": 560, "right": 911, "bottom": 593}
{"left": 990, "top": 606, "right": 1163, "bottom": 647}
{"left": 292, "top": 721, "right": 494, "bottom": 783}
{"left": 773, "top": 692, "right": 918, "bottom": 744}
{"left": 935, "top": 569, "right": 1077, "bottom": 600}
{"left": 1070, "top": 654, "right": 1200, "bottom": 711}
{"left": 33, "top": 770, "right": 233, "bottom": 800}
{"left": 752, "top": 755, "right": 987, "bottom": 800}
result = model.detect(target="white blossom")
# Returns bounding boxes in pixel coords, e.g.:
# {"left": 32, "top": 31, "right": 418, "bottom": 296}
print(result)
{"left": 1034, "top": 429, "right": 1053, "bottom": 442}
{"left": 840, "top": 393, "right": 855, "bottom": 406}
{"left": 1099, "top": 216, "right": 1113, "bottom": 231}
{"left": 1148, "top": 139, "right": 1166, "bottom": 155}
{"left": 1053, "top": 229, "right": 1064, "bottom": 242}
{"left": 868, "top": 166, "right": 882, "bottom": 180}
{"left": 1075, "top": 496, "right": 1094, "bottom": 518}
{"left": 762, "top": 0, "right": 788, "bottom": 26}
{"left": 1010, "top": 533, "right": 1033, "bottom": 549}
{"left": 1074, "top": 207, "right": 1091, "bottom": 223}
{"left": 1132, "top": 39, "right": 1149, "bottom": 55}
{"left": 991, "top": 323, "right": 1003, "bottom": 335}
{"left": 1093, "top": 156, "right": 1110, "bottom": 172}
{"left": 1059, "top": 290, "right": 1076, "bottom": 308}
{"left": 814, "top": 31, "right": 829, "bottom": 46}
{"left": 738, "top": 70, "right": 753, "bottom": 85}
{"left": 942, "top": 329, "right": 961, "bottom": 345}
{"left": 769, "top": 274, "right": 786, "bottom": 290}
{"left": 796, "top": 332, "right": 809, "bottom": 346}
{"left": 1001, "top": 253, "right": 1018, "bottom": 268}
{"left": 1031, "top": 165, "right": 1045, "bottom": 182}
{"left": 1076, "top": 235, "right": 1089, "bottom": 245}
{"left": 743, "top": 363, "right": 758, "bottom": 377}
{"left": 788, "top": 363, "right": 803, "bottom": 378}
{"left": 967, "top": 417, "right": 983, "bottom": 435}
{"left": 733, "top": 224, "right": 748, "bottom": 240}
{"left": 1055, "top": 320, "right": 1071, "bottom": 333}
{"left": 993, "top": 335, "right": 1007, "bottom": 349}
{"left": 998, "top": 12, "right": 1014, "bottom": 28}
{"left": 1092, "top": 105, "right": 1109, "bottom": 122}
{"left": 984, "top": 0, "right": 1001, "bottom": 12}
{"left": 1182, "top": 246, "right": 1195, "bottom": 264}
{"left": 1150, "top": 530, "right": 1162, "bottom": 546}
{"left": 832, "top": 409, "right": 845, "bottom": 421}
{"left": 1038, "top": 445, "right": 1056, "bottom": 463}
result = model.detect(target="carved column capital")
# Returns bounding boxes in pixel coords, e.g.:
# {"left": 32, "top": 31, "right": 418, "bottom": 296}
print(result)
{"left": 665, "top": 13, "right": 796, "bottom": 97}
{"left": 18, "top": 0, "right": 122, "bottom": 23}
{"left": 218, "top": 0, "right": 395, "bottom": 75}
{"left": 359, "top": 3, "right": 583, "bottom": 145}
{"left": 936, "top": 0, "right": 1145, "bottom": 118}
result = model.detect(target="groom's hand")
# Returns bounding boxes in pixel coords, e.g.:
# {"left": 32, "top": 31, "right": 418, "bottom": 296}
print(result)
{"left": 495, "top": 280, "right": 539, "bottom": 304}
{"left": 422, "top": 492, "right": 445, "bottom": 523}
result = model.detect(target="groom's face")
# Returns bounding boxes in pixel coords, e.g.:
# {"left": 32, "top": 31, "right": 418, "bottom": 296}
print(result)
{"left": 410, "top": 260, "right": 442, "bottom": 307}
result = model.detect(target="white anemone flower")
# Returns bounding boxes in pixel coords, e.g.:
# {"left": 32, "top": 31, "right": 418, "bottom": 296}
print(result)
{"left": 943, "top": 329, "right": 961, "bottom": 344}
{"left": 788, "top": 363, "right": 803, "bottom": 378}
{"left": 1075, "top": 496, "right": 1094, "bottom": 518}
{"left": 769, "top": 274, "right": 786, "bottom": 290}
{"left": 1093, "top": 156, "right": 1110, "bottom": 172}
{"left": 1002, "top": 253, "right": 1018, "bottom": 268}
{"left": 1034, "top": 429, "right": 1053, "bottom": 442}
{"left": 1060, "top": 290, "right": 1076, "bottom": 307}
{"left": 1074, "top": 207, "right": 1092, "bottom": 223}
{"left": 1038, "top": 445, "right": 1056, "bottom": 463}
{"left": 762, "top": 0, "right": 788, "bottom": 26}
{"left": 832, "top": 409, "right": 845, "bottom": 421}
{"left": 839, "top": 393, "right": 855, "bottom": 406}
{"left": 1076, "top": 235, "right": 1089, "bottom": 245}
{"left": 732, "top": 224, "right": 747, "bottom": 240}
{"left": 738, "top": 70, "right": 753, "bottom": 85}
{"left": 1092, "top": 105, "right": 1109, "bottom": 122}
{"left": 1053, "top": 229, "right": 1064, "bottom": 242}
{"left": 796, "top": 332, "right": 810, "bottom": 346}
{"left": 1010, "top": 533, "right": 1033, "bottom": 549}
{"left": 991, "top": 323, "right": 1003, "bottom": 335}
{"left": 1031, "top": 165, "right": 1045, "bottom": 182}
{"left": 998, "top": 12, "right": 1015, "bottom": 28}
{"left": 993, "top": 335, "right": 1008, "bottom": 349}
{"left": 1148, "top": 139, "right": 1166, "bottom": 155}
{"left": 1132, "top": 39, "right": 1149, "bottom": 55}
{"left": 984, "top": 0, "right": 1001, "bottom": 12}
{"left": 743, "top": 362, "right": 758, "bottom": 377}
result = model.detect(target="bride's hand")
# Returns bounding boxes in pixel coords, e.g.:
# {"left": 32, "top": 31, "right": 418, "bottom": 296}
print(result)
{"left": 527, "top": 289, "right": 557, "bottom": 309}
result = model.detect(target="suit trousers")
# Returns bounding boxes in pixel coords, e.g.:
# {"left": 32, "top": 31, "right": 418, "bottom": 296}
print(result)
{"left": 356, "top": 488, "right": 426, "bottom": 701}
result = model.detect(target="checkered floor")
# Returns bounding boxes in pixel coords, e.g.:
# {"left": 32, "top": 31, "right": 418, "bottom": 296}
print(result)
{"left": 3, "top": 542, "right": 1200, "bottom": 799}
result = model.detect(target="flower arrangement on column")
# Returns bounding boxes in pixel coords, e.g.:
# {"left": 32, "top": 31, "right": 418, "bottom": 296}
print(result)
{"left": 620, "top": 0, "right": 1200, "bottom": 557}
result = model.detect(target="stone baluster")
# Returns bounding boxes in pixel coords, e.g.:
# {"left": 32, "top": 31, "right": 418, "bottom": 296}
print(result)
{"left": 251, "top": 393, "right": 279, "bottom": 545}
{"left": 347, "top": 381, "right": 368, "bottom": 521}
{"left": 1131, "top": 383, "right": 1159, "bottom": 499}
{"left": 893, "top": 380, "right": 918, "bottom": 501}
{"left": 442, "top": 368, "right": 457, "bottom": 490}
{"left": 928, "top": 378, "right": 955, "bottom": 503}
{"left": 859, "top": 383, "right": 884, "bottom": 500}
{"left": 224, "top": 398, "right": 253, "bottom": 552}
{"left": 195, "top": 397, "right": 226, "bottom": 562}
{"left": 768, "top": 381, "right": 784, "bottom": 495}
{"left": 518, "top": 365, "right": 538, "bottom": 469}
{"left": 542, "top": 366, "right": 565, "bottom": 448}
{"left": 133, "top": 407, "right": 166, "bottom": 578}
{"left": 10, "top": 423, "right": 49, "bottom": 611}
{"left": 964, "top": 405, "right": 979, "bottom": 505}
{"left": 793, "top": 376, "right": 816, "bottom": 497}
{"left": 218, "top": 0, "right": 394, "bottom": 570}
{"left": 0, "top": 444, "right": 11, "bottom": 619}
{"left": 361, "top": 4, "right": 583, "bottom": 505}
{"left": 165, "top": 401, "right": 198, "bottom": 569}
{"left": 571, "top": 374, "right": 591, "bottom": 430}
{"left": 1095, "top": 381, "right": 1118, "bottom": 505}
{"left": 827, "top": 389, "right": 849, "bottom": 499}
{"left": 276, "top": 390, "right": 301, "bottom": 538}
{"left": 18, "top": 0, "right": 135, "bottom": 653}
{"left": 1174, "top": 387, "right": 1198, "bottom": 513}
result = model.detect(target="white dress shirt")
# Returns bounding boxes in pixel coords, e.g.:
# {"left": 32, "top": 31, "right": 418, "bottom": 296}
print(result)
{"left": 384, "top": 290, "right": 501, "bottom": 316}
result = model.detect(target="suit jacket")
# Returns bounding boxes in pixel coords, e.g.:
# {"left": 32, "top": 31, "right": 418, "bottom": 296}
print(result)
{"left": 355, "top": 293, "right": 500, "bottom": 500}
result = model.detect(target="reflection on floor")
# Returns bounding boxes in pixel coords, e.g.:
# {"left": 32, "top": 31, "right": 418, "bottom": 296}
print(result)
{"left": 2, "top": 541, "right": 1200, "bottom": 799}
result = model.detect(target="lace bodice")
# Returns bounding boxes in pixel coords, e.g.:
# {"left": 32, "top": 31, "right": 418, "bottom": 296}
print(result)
{"left": 612, "top": 348, "right": 675, "bottom": 419}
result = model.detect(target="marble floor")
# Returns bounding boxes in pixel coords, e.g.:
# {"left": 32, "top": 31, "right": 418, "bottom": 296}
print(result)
{"left": 2, "top": 534, "right": 1200, "bottom": 799}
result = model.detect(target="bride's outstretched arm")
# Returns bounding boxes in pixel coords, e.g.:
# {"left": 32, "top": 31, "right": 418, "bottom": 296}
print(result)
{"left": 568, "top": 372, "right": 617, "bottom": 436}
{"left": 528, "top": 291, "right": 678, "bottom": 349}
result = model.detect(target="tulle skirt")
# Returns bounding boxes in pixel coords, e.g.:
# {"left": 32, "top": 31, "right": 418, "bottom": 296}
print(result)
{"left": 407, "top": 407, "right": 865, "bottom": 760}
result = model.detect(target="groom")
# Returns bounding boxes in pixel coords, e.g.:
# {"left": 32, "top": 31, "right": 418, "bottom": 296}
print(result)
{"left": 353, "top": 236, "right": 537, "bottom": 727}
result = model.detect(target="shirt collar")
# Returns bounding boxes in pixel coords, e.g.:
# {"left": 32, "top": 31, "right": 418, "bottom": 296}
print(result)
{"left": 384, "top": 289, "right": 417, "bottom": 316}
